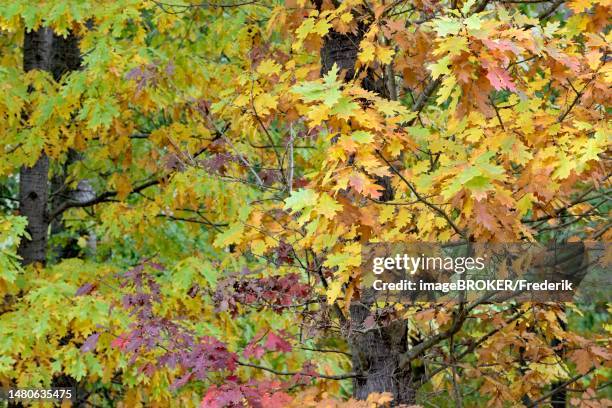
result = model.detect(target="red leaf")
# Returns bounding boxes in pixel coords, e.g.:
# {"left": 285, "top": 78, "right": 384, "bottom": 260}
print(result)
{"left": 201, "top": 385, "right": 243, "bottom": 408}
{"left": 482, "top": 38, "right": 519, "bottom": 54}
{"left": 362, "top": 183, "right": 384, "bottom": 199}
{"left": 260, "top": 391, "right": 292, "bottom": 408}
{"left": 170, "top": 372, "right": 193, "bottom": 391}
{"left": 111, "top": 333, "right": 129, "bottom": 350}
{"left": 243, "top": 343, "right": 266, "bottom": 359}
{"left": 485, "top": 65, "right": 517, "bottom": 92}
{"left": 349, "top": 172, "right": 365, "bottom": 193}
{"left": 264, "top": 332, "right": 292, "bottom": 353}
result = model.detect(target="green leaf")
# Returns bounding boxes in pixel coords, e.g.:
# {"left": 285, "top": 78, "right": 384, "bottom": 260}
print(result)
{"left": 516, "top": 193, "right": 534, "bottom": 216}
{"left": 464, "top": 14, "right": 482, "bottom": 31}
{"left": 352, "top": 130, "right": 375, "bottom": 144}
{"left": 330, "top": 96, "right": 359, "bottom": 118}
{"left": 428, "top": 55, "right": 452, "bottom": 79}
{"left": 284, "top": 188, "right": 319, "bottom": 212}
{"left": 432, "top": 17, "right": 462, "bottom": 37}
{"left": 213, "top": 223, "right": 244, "bottom": 248}
{"left": 292, "top": 64, "right": 343, "bottom": 107}
{"left": 316, "top": 194, "right": 343, "bottom": 219}
{"left": 408, "top": 126, "right": 431, "bottom": 139}
{"left": 0, "top": 355, "right": 15, "bottom": 374}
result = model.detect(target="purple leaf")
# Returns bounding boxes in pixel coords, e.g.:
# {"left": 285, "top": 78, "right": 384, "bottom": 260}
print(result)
{"left": 75, "top": 282, "right": 96, "bottom": 297}
{"left": 169, "top": 372, "right": 192, "bottom": 391}
{"left": 81, "top": 332, "right": 101, "bottom": 353}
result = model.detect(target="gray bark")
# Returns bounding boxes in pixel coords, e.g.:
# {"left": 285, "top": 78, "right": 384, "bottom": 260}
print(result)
{"left": 18, "top": 154, "right": 50, "bottom": 265}
{"left": 349, "top": 294, "right": 415, "bottom": 404}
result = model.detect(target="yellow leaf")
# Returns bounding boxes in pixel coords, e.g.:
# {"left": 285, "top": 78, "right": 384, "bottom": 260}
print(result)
{"left": 313, "top": 19, "right": 332, "bottom": 36}
{"left": 516, "top": 193, "right": 534, "bottom": 216}
{"left": 340, "top": 12, "right": 353, "bottom": 23}
{"left": 326, "top": 280, "right": 343, "bottom": 304}
{"left": 295, "top": 18, "right": 315, "bottom": 41}
{"left": 213, "top": 223, "right": 244, "bottom": 248}
{"left": 568, "top": 0, "right": 592, "bottom": 13}
{"left": 463, "top": 127, "right": 484, "bottom": 143}
{"left": 434, "top": 36, "right": 468, "bottom": 57}
{"left": 436, "top": 74, "right": 457, "bottom": 104}
{"left": 429, "top": 136, "right": 446, "bottom": 154}
{"left": 307, "top": 103, "right": 330, "bottom": 125}
{"left": 257, "top": 59, "right": 281, "bottom": 76}
{"left": 254, "top": 93, "right": 278, "bottom": 115}
{"left": 376, "top": 45, "right": 395, "bottom": 64}
{"left": 379, "top": 205, "right": 396, "bottom": 223}
{"left": 115, "top": 174, "right": 131, "bottom": 200}
{"left": 317, "top": 193, "right": 343, "bottom": 219}
{"left": 430, "top": 368, "right": 448, "bottom": 391}
{"left": 77, "top": 236, "right": 88, "bottom": 248}
{"left": 358, "top": 40, "right": 376, "bottom": 64}
{"left": 250, "top": 239, "right": 267, "bottom": 256}
{"left": 388, "top": 137, "right": 403, "bottom": 156}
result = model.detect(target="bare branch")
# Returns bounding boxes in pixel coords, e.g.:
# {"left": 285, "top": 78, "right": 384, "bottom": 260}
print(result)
{"left": 417, "top": 310, "right": 527, "bottom": 388}
{"left": 287, "top": 123, "right": 295, "bottom": 192}
{"left": 411, "top": 77, "right": 442, "bottom": 114}
{"left": 237, "top": 361, "right": 359, "bottom": 380}
{"left": 537, "top": 0, "right": 565, "bottom": 20}
{"left": 156, "top": 214, "right": 228, "bottom": 232}
{"left": 49, "top": 179, "right": 160, "bottom": 221}
{"left": 298, "top": 346, "right": 352, "bottom": 357}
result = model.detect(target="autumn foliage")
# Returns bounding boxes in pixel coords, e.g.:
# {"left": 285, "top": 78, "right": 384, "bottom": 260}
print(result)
{"left": 0, "top": 0, "right": 610, "bottom": 407}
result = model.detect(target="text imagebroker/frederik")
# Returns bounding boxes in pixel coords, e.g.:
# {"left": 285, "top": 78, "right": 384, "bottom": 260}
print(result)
{"left": 371, "top": 279, "right": 575, "bottom": 293}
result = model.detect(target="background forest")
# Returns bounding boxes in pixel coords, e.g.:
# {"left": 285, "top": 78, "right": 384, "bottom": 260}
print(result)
{"left": 0, "top": 0, "right": 610, "bottom": 406}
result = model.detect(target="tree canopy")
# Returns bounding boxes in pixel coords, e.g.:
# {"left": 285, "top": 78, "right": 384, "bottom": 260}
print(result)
{"left": 0, "top": 0, "right": 610, "bottom": 406}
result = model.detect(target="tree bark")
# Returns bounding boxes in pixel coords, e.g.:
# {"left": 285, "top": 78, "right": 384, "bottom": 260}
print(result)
{"left": 349, "top": 294, "right": 416, "bottom": 404}
{"left": 18, "top": 28, "right": 80, "bottom": 265}
{"left": 18, "top": 154, "right": 49, "bottom": 265}
{"left": 18, "top": 28, "right": 55, "bottom": 266}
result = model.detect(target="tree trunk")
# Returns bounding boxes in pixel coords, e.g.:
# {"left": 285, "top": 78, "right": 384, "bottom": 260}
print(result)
{"left": 18, "top": 154, "right": 50, "bottom": 265}
{"left": 18, "top": 28, "right": 80, "bottom": 265}
{"left": 18, "top": 28, "right": 54, "bottom": 265}
{"left": 319, "top": 19, "right": 416, "bottom": 405}
{"left": 349, "top": 296, "right": 416, "bottom": 404}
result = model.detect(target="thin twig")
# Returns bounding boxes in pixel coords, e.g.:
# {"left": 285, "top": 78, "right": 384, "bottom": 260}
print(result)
{"left": 288, "top": 123, "right": 295, "bottom": 192}
{"left": 237, "top": 361, "right": 359, "bottom": 380}
{"left": 376, "top": 150, "right": 465, "bottom": 238}
{"left": 298, "top": 346, "right": 352, "bottom": 357}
